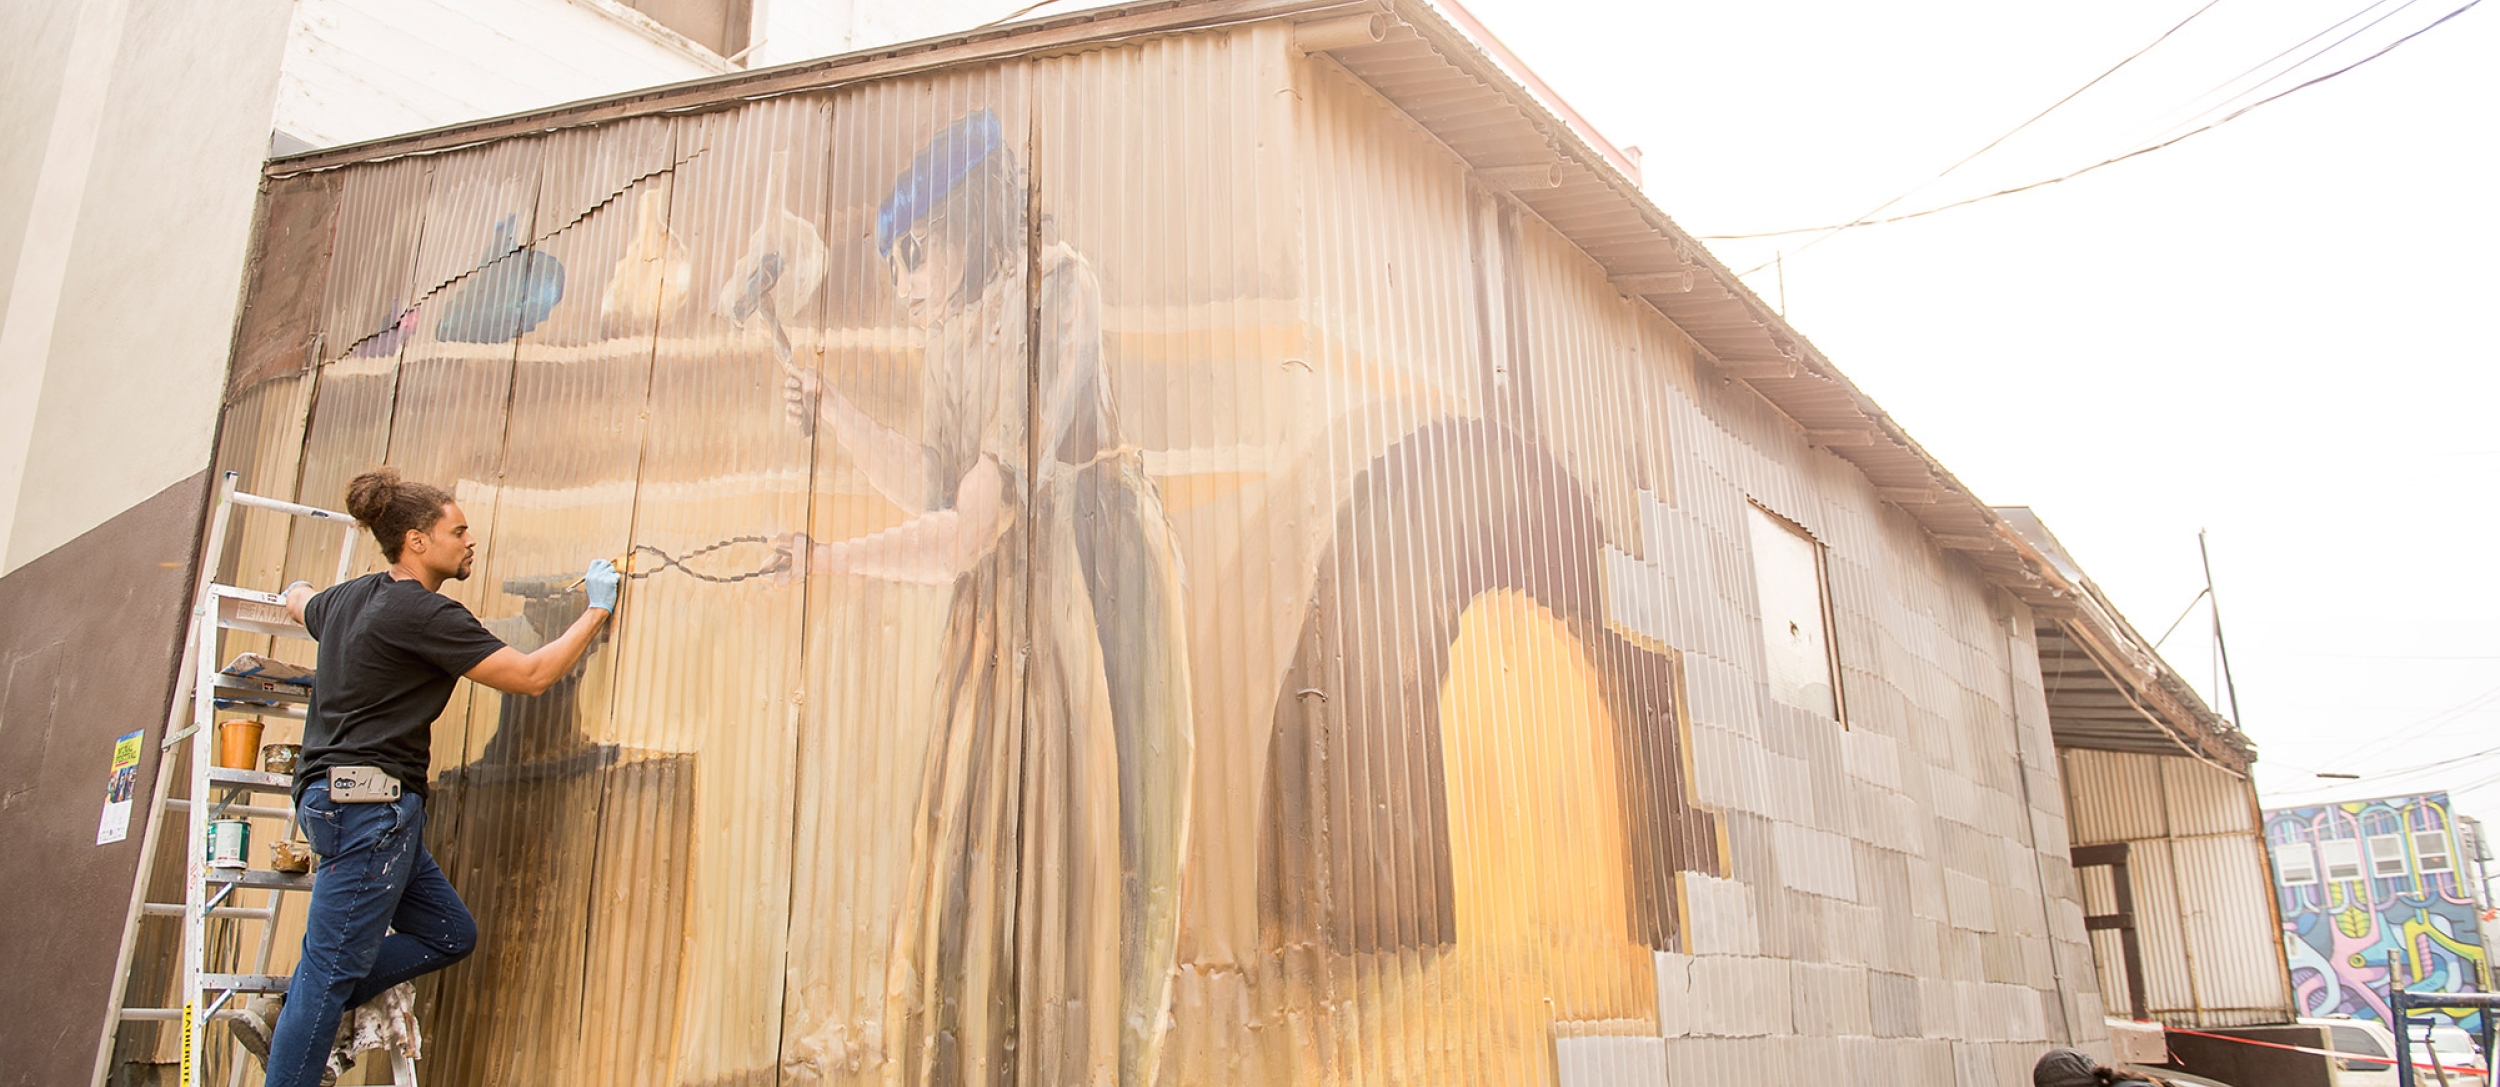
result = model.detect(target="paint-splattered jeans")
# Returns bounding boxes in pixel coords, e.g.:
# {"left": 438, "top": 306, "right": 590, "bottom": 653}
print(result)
{"left": 264, "top": 780, "right": 474, "bottom": 1087}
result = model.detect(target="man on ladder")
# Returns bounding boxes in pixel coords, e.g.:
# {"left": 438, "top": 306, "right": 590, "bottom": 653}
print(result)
{"left": 236, "top": 468, "right": 620, "bottom": 1086}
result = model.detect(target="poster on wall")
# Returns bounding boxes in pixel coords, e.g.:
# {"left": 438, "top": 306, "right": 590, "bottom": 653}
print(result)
{"left": 95, "top": 730, "right": 143, "bottom": 845}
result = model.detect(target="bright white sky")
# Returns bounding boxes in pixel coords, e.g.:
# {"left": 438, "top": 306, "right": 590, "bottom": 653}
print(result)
{"left": 1429, "top": 0, "right": 2500, "bottom": 829}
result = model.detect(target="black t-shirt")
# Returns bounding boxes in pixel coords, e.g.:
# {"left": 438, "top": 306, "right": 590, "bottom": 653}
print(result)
{"left": 296, "top": 572, "right": 507, "bottom": 802}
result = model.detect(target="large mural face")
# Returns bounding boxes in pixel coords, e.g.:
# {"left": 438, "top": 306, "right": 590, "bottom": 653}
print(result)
{"left": 195, "top": 25, "right": 2078, "bottom": 1087}
{"left": 2266, "top": 794, "right": 2489, "bottom": 1035}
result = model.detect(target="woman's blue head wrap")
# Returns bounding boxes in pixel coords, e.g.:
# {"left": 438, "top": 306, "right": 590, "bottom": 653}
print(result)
{"left": 877, "top": 109, "right": 1003, "bottom": 257}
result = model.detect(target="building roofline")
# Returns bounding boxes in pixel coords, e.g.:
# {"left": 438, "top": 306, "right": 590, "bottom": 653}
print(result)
{"left": 264, "top": 0, "right": 1386, "bottom": 175}
{"left": 1997, "top": 507, "right": 2255, "bottom": 772}
{"left": 2263, "top": 791, "right": 2459, "bottom": 815}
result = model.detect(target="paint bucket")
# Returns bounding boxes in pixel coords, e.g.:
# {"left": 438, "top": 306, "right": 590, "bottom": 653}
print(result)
{"left": 206, "top": 818, "right": 249, "bottom": 870}
{"left": 261, "top": 743, "right": 301, "bottom": 777}
{"left": 216, "top": 719, "right": 265, "bottom": 771}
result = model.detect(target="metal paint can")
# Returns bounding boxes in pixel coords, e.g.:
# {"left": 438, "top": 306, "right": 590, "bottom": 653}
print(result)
{"left": 261, "top": 743, "right": 301, "bottom": 777}
{"left": 206, "top": 818, "right": 249, "bottom": 869}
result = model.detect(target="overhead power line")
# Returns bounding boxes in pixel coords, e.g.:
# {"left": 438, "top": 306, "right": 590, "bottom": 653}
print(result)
{"left": 1712, "top": 0, "right": 2229, "bottom": 269}
{"left": 1706, "top": 0, "right": 2484, "bottom": 248}
{"left": 2315, "top": 680, "right": 2500, "bottom": 771}
{"left": 2270, "top": 742, "right": 2500, "bottom": 796}
{"left": 2448, "top": 763, "right": 2500, "bottom": 797}
{"left": 2356, "top": 742, "right": 2500, "bottom": 781}
{"left": 2134, "top": 0, "right": 2421, "bottom": 145}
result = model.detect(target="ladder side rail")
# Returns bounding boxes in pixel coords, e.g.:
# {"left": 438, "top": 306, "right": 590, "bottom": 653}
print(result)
{"left": 98, "top": 473, "right": 352, "bottom": 1087}
{"left": 231, "top": 806, "right": 305, "bottom": 1087}
{"left": 333, "top": 509, "right": 359, "bottom": 586}
{"left": 241, "top": 814, "right": 303, "bottom": 977}
{"left": 93, "top": 471, "right": 241, "bottom": 1087}
{"left": 248, "top": 490, "right": 352, "bottom": 1087}
{"left": 182, "top": 579, "right": 222, "bottom": 1087}
{"left": 222, "top": 488, "right": 342, "bottom": 1085}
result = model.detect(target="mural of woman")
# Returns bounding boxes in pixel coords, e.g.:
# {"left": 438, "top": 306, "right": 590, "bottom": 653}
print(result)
{"left": 781, "top": 110, "right": 1196, "bottom": 1087}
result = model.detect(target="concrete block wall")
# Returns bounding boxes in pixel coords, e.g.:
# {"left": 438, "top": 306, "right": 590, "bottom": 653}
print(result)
{"left": 1594, "top": 317, "right": 2110, "bottom": 1083}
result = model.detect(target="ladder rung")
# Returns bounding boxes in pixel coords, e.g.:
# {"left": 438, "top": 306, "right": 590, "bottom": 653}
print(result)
{"left": 144, "top": 902, "right": 277, "bottom": 920}
{"left": 205, "top": 869, "right": 313, "bottom": 892}
{"left": 119, "top": 1007, "right": 240, "bottom": 1023}
{"left": 169, "top": 798, "right": 294, "bottom": 820}
{"left": 206, "top": 766, "right": 295, "bottom": 793}
{"left": 213, "top": 677, "right": 311, "bottom": 705}
{"left": 115, "top": 1007, "right": 255, "bottom": 1024}
{"left": 230, "top": 489, "right": 352, "bottom": 523}
{"left": 199, "top": 973, "right": 292, "bottom": 994}
{"left": 212, "top": 586, "right": 308, "bottom": 639}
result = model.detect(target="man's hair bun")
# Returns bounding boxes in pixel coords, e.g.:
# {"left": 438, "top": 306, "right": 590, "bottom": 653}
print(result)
{"left": 344, "top": 467, "right": 453, "bottom": 562}
{"left": 345, "top": 467, "right": 402, "bottom": 526}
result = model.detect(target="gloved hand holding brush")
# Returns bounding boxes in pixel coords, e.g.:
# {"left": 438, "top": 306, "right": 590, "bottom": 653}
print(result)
{"left": 583, "top": 558, "right": 621, "bottom": 613}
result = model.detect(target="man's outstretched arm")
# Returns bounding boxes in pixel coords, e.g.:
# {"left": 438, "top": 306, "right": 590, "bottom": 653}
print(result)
{"left": 465, "top": 560, "right": 617, "bottom": 696}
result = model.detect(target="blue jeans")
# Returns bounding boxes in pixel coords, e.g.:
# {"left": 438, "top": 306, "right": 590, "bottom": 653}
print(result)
{"left": 264, "top": 781, "right": 475, "bottom": 1087}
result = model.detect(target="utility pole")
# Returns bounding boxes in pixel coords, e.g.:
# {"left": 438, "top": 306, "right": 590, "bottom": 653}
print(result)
{"left": 2199, "top": 529, "right": 2244, "bottom": 727}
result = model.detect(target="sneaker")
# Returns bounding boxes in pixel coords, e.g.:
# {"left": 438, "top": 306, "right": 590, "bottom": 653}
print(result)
{"left": 231, "top": 995, "right": 280, "bottom": 1066}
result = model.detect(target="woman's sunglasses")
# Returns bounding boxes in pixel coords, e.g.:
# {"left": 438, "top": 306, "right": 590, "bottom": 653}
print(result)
{"left": 891, "top": 232, "right": 926, "bottom": 275}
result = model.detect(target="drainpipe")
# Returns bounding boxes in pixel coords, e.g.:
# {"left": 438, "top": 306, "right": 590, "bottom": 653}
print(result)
{"left": 2007, "top": 606, "right": 2076, "bottom": 1043}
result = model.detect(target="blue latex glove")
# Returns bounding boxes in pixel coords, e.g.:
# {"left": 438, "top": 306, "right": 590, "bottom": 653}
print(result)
{"left": 584, "top": 558, "right": 621, "bottom": 612}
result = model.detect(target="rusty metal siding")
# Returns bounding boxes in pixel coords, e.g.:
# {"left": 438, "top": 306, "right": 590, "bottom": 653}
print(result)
{"left": 2063, "top": 746, "right": 2295, "bottom": 1027}
{"left": 194, "top": 18, "right": 2115, "bottom": 1086}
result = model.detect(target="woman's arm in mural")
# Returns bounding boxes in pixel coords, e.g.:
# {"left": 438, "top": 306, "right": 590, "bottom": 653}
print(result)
{"left": 784, "top": 365, "right": 944, "bottom": 513}
{"left": 1035, "top": 248, "right": 1108, "bottom": 465}
{"left": 785, "top": 453, "right": 1008, "bottom": 585}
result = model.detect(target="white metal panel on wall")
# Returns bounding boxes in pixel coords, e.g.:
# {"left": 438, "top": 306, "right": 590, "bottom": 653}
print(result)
{"left": 2062, "top": 746, "right": 2292, "bottom": 1026}
{"left": 2173, "top": 833, "right": 2298, "bottom": 1023}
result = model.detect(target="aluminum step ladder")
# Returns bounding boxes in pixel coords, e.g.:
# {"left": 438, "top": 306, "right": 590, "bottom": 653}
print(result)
{"left": 95, "top": 472, "right": 416, "bottom": 1087}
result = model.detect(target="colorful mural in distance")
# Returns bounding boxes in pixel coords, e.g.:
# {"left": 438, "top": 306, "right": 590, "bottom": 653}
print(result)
{"left": 2266, "top": 793, "right": 2490, "bottom": 1035}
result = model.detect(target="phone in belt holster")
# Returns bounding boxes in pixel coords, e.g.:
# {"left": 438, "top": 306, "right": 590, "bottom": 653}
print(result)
{"left": 329, "top": 765, "right": 402, "bottom": 803}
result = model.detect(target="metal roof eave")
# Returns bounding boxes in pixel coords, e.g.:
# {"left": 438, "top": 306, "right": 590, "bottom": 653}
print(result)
{"left": 2000, "top": 508, "right": 2254, "bottom": 773}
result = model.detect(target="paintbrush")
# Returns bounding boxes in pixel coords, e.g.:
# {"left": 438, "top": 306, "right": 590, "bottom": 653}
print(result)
{"left": 562, "top": 557, "right": 635, "bottom": 592}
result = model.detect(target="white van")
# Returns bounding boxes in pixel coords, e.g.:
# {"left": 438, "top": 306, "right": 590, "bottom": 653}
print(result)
{"left": 2300, "top": 1016, "right": 2489, "bottom": 1087}
{"left": 2406, "top": 1020, "right": 2490, "bottom": 1087}
{"left": 2303, "top": 1017, "right": 2401, "bottom": 1087}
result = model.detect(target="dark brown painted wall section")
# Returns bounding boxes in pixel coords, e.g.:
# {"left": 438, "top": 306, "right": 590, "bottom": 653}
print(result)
{"left": 0, "top": 471, "right": 208, "bottom": 1087}
{"left": 2165, "top": 1025, "right": 2335, "bottom": 1087}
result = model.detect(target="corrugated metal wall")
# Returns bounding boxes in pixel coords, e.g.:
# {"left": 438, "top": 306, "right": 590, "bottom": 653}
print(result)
{"left": 201, "top": 22, "right": 2107, "bottom": 1086}
{"left": 2061, "top": 747, "right": 2294, "bottom": 1028}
